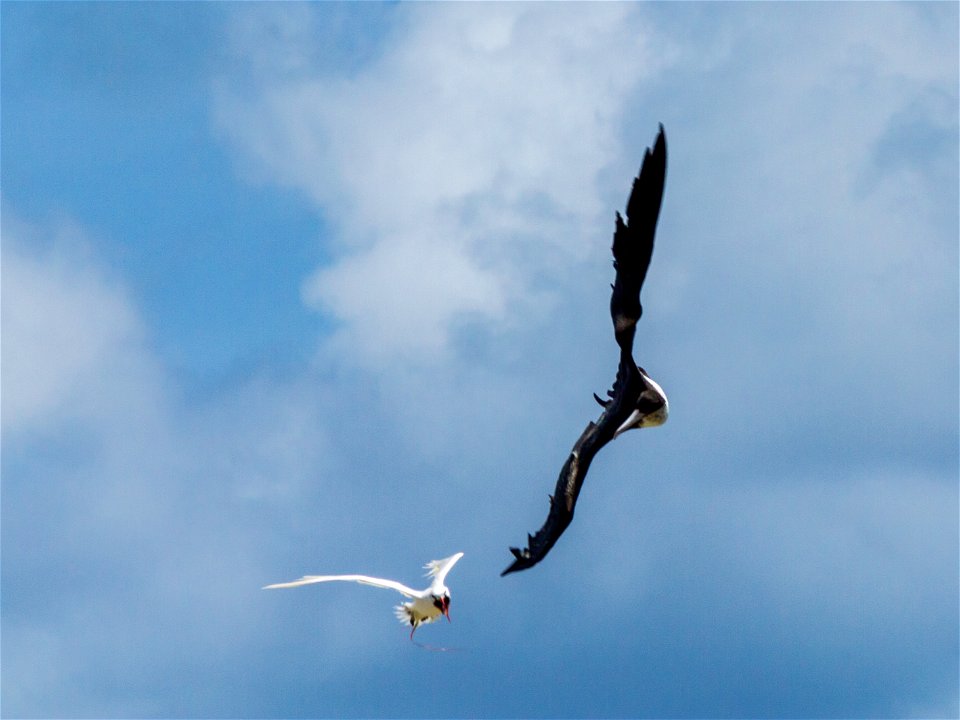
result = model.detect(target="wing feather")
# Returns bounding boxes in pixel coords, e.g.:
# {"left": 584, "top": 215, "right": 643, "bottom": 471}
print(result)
{"left": 501, "top": 351, "right": 647, "bottom": 575}
{"left": 263, "top": 574, "right": 419, "bottom": 598}
{"left": 425, "top": 552, "right": 464, "bottom": 587}
{"left": 610, "top": 125, "right": 667, "bottom": 353}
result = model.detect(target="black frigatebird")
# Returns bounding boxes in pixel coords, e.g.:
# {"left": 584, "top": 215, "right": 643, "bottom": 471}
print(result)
{"left": 502, "top": 125, "right": 669, "bottom": 576}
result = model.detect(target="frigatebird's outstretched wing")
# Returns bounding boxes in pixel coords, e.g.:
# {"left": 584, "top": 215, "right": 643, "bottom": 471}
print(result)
{"left": 502, "top": 126, "right": 668, "bottom": 576}
{"left": 611, "top": 124, "right": 667, "bottom": 353}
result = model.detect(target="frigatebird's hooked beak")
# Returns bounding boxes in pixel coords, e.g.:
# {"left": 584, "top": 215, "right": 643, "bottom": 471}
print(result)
{"left": 613, "top": 408, "right": 644, "bottom": 438}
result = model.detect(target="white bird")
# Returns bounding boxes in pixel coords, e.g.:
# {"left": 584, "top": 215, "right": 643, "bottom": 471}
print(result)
{"left": 263, "top": 552, "right": 464, "bottom": 639}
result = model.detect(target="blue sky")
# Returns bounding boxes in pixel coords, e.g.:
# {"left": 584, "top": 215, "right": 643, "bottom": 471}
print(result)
{"left": 2, "top": 3, "right": 957, "bottom": 718}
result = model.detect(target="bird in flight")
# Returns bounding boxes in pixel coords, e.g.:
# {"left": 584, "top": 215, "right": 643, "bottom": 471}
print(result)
{"left": 502, "top": 125, "right": 669, "bottom": 576}
{"left": 264, "top": 552, "right": 465, "bottom": 639}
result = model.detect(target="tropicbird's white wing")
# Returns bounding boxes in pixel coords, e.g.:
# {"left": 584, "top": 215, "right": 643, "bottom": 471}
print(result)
{"left": 424, "top": 552, "right": 464, "bottom": 587}
{"left": 263, "top": 574, "right": 420, "bottom": 598}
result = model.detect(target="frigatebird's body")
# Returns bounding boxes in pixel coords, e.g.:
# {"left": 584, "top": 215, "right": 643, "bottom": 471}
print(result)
{"left": 502, "top": 126, "right": 669, "bottom": 576}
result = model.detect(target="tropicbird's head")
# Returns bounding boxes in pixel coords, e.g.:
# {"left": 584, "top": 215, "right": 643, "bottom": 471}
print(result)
{"left": 431, "top": 592, "right": 451, "bottom": 621}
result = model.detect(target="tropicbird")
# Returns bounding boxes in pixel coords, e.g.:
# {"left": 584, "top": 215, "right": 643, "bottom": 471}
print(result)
{"left": 264, "top": 552, "right": 464, "bottom": 639}
{"left": 502, "top": 125, "right": 670, "bottom": 575}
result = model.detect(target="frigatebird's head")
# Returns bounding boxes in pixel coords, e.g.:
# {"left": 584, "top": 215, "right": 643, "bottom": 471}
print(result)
{"left": 613, "top": 367, "right": 669, "bottom": 438}
{"left": 432, "top": 593, "right": 452, "bottom": 621}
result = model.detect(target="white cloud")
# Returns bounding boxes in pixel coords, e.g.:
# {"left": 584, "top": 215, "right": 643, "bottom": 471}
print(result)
{"left": 1, "top": 217, "right": 155, "bottom": 436}
{"left": 630, "top": 2, "right": 959, "bottom": 450}
{"left": 0, "top": 214, "right": 376, "bottom": 714}
{"left": 303, "top": 230, "right": 507, "bottom": 365}
{"left": 216, "top": 3, "right": 670, "bottom": 369}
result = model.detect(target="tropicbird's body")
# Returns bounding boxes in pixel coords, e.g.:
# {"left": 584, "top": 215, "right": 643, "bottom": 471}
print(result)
{"left": 264, "top": 552, "right": 464, "bottom": 638}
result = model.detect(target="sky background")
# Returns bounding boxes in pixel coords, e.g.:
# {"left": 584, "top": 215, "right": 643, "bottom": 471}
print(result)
{"left": 2, "top": 3, "right": 958, "bottom": 718}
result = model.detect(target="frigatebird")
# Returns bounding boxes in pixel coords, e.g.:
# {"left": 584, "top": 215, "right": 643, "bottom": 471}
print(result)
{"left": 264, "top": 552, "right": 464, "bottom": 639}
{"left": 502, "top": 126, "right": 669, "bottom": 576}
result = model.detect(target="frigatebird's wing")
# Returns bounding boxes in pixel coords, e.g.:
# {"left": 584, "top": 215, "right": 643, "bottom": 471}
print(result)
{"left": 501, "top": 350, "right": 650, "bottom": 575}
{"left": 502, "top": 127, "right": 667, "bottom": 576}
{"left": 611, "top": 123, "right": 667, "bottom": 353}
{"left": 263, "top": 573, "right": 420, "bottom": 598}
